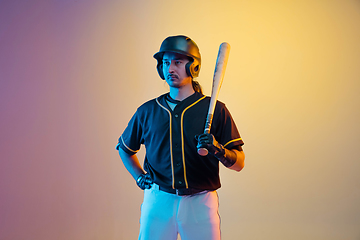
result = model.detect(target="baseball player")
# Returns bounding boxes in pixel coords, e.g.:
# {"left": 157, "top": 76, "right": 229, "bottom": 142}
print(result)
{"left": 116, "top": 35, "right": 245, "bottom": 240}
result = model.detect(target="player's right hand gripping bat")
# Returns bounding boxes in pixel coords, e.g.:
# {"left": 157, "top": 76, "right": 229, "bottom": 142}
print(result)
{"left": 197, "top": 42, "right": 231, "bottom": 156}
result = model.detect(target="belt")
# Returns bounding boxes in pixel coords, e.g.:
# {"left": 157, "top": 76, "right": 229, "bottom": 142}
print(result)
{"left": 159, "top": 186, "right": 206, "bottom": 196}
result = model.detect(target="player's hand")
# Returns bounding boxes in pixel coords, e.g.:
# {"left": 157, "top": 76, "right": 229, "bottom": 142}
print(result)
{"left": 196, "top": 133, "right": 225, "bottom": 156}
{"left": 196, "top": 133, "right": 238, "bottom": 167}
{"left": 136, "top": 173, "right": 153, "bottom": 190}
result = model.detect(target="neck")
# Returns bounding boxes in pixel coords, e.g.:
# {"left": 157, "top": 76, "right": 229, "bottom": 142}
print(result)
{"left": 169, "top": 84, "right": 195, "bottom": 101}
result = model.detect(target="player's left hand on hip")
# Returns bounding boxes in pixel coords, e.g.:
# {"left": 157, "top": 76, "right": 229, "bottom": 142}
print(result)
{"left": 136, "top": 173, "right": 153, "bottom": 190}
{"left": 196, "top": 133, "right": 225, "bottom": 156}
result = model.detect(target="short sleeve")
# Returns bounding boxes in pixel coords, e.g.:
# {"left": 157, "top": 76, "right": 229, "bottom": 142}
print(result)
{"left": 116, "top": 110, "right": 143, "bottom": 155}
{"left": 212, "top": 102, "right": 244, "bottom": 150}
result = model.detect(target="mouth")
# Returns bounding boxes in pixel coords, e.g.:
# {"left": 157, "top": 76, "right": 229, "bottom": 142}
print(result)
{"left": 167, "top": 74, "right": 179, "bottom": 80}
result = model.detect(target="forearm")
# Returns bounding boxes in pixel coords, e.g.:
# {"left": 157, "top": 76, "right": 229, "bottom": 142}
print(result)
{"left": 215, "top": 146, "right": 245, "bottom": 172}
{"left": 228, "top": 149, "right": 245, "bottom": 172}
{"left": 118, "top": 148, "right": 144, "bottom": 180}
{"left": 196, "top": 133, "right": 245, "bottom": 172}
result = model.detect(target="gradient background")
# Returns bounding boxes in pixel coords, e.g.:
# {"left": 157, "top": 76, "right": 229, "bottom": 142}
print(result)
{"left": 1, "top": 0, "right": 360, "bottom": 239}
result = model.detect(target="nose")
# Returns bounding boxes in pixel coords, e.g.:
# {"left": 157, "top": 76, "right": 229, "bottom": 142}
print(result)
{"left": 167, "top": 61, "right": 175, "bottom": 73}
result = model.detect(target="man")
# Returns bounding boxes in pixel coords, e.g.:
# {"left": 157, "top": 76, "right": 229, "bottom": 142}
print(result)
{"left": 116, "top": 35, "right": 245, "bottom": 240}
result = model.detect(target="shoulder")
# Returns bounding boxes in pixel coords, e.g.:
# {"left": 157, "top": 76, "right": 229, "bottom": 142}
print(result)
{"left": 215, "top": 99, "right": 228, "bottom": 113}
{"left": 194, "top": 94, "right": 228, "bottom": 113}
{"left": 200, "top": 94, "right": 226, "bottom": 108}
{"left": 192, "top": 92, "right": 210, "bottom": 105}
{"left": 216, "top": 99, "right": 226, "bottom": 108}
{"left": 213, "top": 100, "right": 235, "bottom": 121}
{"left": 137, "top": 93, "right": 167, "bottom": 112}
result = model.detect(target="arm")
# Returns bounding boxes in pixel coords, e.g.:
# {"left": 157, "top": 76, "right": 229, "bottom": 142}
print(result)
{"left": 118, "top": 148, "right": 144, "bottom": 180}
{"left": 118, "top": 148, "right": 153, "bottom": 189}
{"left": 196, "top": 133, "right": 245, "bottom": 172}
{"left": 228, "top": 149, "right": 245, "bottom": 172}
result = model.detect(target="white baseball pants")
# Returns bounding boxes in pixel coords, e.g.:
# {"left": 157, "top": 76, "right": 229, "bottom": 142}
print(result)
{"left": 138, "top": 183, "right": 221, "bottom": 240}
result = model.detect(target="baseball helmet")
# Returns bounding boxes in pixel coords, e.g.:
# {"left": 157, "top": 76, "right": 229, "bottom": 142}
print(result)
{"left": 153, "top": 35, "right": 201, "bottom": 80}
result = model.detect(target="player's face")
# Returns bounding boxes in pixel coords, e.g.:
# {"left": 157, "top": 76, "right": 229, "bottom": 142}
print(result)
{"left": 162, "top": 52, "right": 192, "bottom": 88}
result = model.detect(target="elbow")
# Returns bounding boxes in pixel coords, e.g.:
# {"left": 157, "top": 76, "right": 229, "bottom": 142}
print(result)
{"left": 224, "top": 149, "right": 245, "bottom": 172}
{"left": 239, "top": 161, "right": 245, "bottom": 172}
{"left": 234, "top": 151, "right": 245, "bottom": 172}
{"left": 234, "top": 162, "right": 245, "bottom": 172}
{"left": 229, "top": 160, "right": 244, "bottom": 172}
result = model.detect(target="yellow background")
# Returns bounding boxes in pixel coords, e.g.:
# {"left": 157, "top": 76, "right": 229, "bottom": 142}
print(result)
{"left": 1, "top": 0, "right": 359, "bottom": 239}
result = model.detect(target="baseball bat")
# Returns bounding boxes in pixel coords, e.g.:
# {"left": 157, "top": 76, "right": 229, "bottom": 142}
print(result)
{"left": 197, "top": 42, "right": 231, "bottom": 156}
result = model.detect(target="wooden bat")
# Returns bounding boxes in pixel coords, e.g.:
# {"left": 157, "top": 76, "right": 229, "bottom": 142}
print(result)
{"left": 198, "top": 42, "right": 231, "bottom": 156}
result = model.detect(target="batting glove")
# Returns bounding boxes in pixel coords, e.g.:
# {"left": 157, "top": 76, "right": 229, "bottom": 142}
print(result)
{"left": 136, "top": 173, "right": 153, "bottom": 190}
{"left": 196, "top": 133, "right": 237, "bottom": 167}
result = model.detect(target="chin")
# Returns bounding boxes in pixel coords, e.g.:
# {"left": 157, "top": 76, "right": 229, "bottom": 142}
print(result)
{"left": 166, "top": 81, "right": 180, "bottom": 88}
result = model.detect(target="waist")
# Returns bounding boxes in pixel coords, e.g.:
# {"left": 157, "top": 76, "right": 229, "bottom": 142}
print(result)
{"left": 158, "top": 185, "right": 207, "bottom": 196}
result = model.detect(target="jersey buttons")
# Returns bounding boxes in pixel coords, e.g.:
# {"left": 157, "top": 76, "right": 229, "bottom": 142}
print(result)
{"left": 174, "top": 114, "right": 179, "bottom": 118}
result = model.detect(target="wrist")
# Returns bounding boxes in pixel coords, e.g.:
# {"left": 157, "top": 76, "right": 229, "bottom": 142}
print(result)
{"left": 213, "top": 143, "right": 225, "bottom": 157}
{"left": 135, "top": 173, "right": 153, "bottom": 190}
{"left": 216, "top": 148, "right": 237, "bottom": 168}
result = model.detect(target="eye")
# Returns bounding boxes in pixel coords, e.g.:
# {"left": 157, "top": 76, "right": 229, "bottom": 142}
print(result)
{"left": 175, "top": 60, "right": 182, "bottom": 65}
{"left": 163, "top": 61, "right": 170, "bottom": 66}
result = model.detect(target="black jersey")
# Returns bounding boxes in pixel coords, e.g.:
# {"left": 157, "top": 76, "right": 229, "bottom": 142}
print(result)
{"left": 117, "top": 91, "right": 244, "bottom": 191}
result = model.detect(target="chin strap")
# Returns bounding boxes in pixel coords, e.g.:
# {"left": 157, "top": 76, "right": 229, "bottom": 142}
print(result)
{"left": 196, "top": 133, "right": 237, "bottom": 168}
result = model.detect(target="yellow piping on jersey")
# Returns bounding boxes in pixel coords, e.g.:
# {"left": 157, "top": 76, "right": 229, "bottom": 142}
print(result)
{"left": 120, "top": 135, "right": 139, "bottom": 153}
{"left": 180, "top": 95, "right": 206, "bottom": 189}
{"left": 224, "top": 138, "right": 242, "bottom": 147}
{"left": 156, "top": 98, "right": 175, "bottom": 189}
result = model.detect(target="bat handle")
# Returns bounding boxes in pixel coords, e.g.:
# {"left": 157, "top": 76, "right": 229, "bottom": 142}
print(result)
{"left": 197, "top": 115, "right": 213, "bottom": 156}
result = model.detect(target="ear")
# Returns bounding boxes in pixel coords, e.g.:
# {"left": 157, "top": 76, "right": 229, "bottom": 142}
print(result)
{"left": 157, "top": 63, "right": 165, "bottom": 80}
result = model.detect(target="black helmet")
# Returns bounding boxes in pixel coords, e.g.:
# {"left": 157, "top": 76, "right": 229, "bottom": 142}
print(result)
{"left": 153, "top": 35, "right": 201, "bottom": 80}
